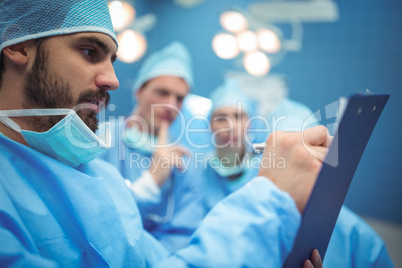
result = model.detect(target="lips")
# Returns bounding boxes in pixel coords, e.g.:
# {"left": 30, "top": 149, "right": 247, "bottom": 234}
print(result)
{"left": 160, "top": 114, "right": 174, "bottom": 122}
{"left": 88, "top": 98, "right": 106, "bottom": 107}
{"left": 82, "top": 98, "right": 106, "bottom": 114}
{"left": 75, "top": 89, "right": 110, "bottom": 114}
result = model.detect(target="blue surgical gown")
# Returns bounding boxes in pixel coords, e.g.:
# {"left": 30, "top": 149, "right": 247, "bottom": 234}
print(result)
{"left": 99, "top": 118, "right": 206, "bottom": 252}
{"left": 201, "top": 155, "right": 394, "bottom": 267}
{"left": 0, "top": 134, "right": 304, "bottom": 267}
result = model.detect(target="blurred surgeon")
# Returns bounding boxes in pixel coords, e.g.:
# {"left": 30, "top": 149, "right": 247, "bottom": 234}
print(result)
{"left": 202, "top": 78, "right": 394, "bottom": 268}
{"left": 202, "top": 78, "right": 260, "bottom": 211}
{"left": 100, "top": 41, "right": 205, "bottom": 252}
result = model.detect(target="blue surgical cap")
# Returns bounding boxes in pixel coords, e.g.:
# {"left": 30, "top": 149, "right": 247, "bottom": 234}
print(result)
{"left": 209, "top": 78, "right": 252, "bottom": 117}
{"left": 132, "top": 41, "right": 194, "bottom": 93}
{"left": 0, "top": 0, "right": 117, "bottom": 52}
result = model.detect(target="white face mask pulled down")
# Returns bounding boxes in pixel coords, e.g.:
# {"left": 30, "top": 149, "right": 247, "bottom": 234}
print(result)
{"left": 0, "top": 109, "right": 111, "bottom": 167}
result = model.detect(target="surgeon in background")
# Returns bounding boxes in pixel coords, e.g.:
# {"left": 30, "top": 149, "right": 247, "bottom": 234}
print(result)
{"left": 100, "top": 41, "right": 205, "bottom": 252}
{"left": 202, "top": 78, "right": 260, "bottom": 211}
{"left": 202, "top": 78, "right": 394, "bottom": 267}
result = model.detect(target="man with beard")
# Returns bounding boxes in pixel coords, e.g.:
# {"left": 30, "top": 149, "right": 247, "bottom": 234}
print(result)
{"left": 0, "top": 0, "right": 328, "bottom": 267}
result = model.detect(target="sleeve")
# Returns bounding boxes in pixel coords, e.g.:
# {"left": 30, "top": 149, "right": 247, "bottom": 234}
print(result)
{"left": 128, "top": 170, "right": 162, "bottom": 203}
{"left": 0, "top": 186, "right": 58, "bottom": 268}
{"left": 155, "top": 176, "right": 301, "bottom": 267}
{"left": 0, "top": 227, "right": 58, "bottom": 268}
{"left": 141, "top": 160, "right": 208, "bottom": 252}
{"left": 324, "top": 206, "right": 394, "bottom": 268}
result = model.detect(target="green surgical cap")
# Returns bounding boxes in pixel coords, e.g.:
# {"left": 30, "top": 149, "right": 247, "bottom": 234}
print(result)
{"left": 209, "top": 78, "right": 252, "bottom": 117}
{"left": 132, "top": 41, "right": 194, "bottom": 93}
{"left": 0, "top": 0, "right": 117, "bottom": 52}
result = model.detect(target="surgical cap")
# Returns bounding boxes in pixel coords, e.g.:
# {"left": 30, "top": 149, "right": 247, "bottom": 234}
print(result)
{"left": 132, "top": 41, "right": 194, "bottom": 93}
{"left": 0, "top": 0, "right": 117, "bottom": 52}
{"left": 209, "top": 78, "right": 252, "bottom": 117}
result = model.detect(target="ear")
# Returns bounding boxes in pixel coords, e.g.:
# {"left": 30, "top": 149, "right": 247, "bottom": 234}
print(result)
{"left": 2, "top": 42, "right": 31, "bottom": 66}
{"left": 135, "top": 88, "right": 142, "bottom": 100}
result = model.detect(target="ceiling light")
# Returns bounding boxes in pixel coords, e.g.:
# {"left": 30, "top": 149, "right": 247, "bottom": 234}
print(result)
{"left": 219, "top": 11, "right": 248, "bottom": 33}
{"left": 116, "top": 30, "right": 147, "bottom": 63}
{"left": 212, "top": 33, "right": 240, "bottom": 59}
{"left": 236, "top": 30, "right": 258, "bottom": 52}
{"left": 108, "top": 1, "right": 136, "bottom": 32}
{"left": 243, "top": 51, "right": 271, "bottom": 76}
{"left": 257, "top": 28, "right": 281, "bottom": 53}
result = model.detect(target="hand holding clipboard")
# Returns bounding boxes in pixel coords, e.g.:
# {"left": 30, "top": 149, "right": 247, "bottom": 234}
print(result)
{"left": 258, "top": 93, "right": 390, "bottom": 267}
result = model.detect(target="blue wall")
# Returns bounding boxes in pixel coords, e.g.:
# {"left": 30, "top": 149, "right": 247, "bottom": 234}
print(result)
{"left": 110, "top": 0, "right": 402, "bottom": 224}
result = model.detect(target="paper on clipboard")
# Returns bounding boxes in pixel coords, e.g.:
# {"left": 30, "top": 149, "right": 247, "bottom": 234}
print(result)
{"left": 283, "top": 93, "right": 390, "bottom": 268}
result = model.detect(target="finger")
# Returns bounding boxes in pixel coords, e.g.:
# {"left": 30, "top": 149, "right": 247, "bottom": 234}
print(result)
{"left": 176, "top": 160, "right": 184, "bottom": 171}
{"left": 304, "top": 145, "right": 329, "bottom": 162}
{"left": 303, "top": 125, "right": 329, "bottom": 147}
{"left": 173, "top": 156, "right": 184, "bottom": 170}
{"left": 310, "top": 249, "right": 323, "bottom": 268}
{"left": 326, "top": 135, "right": 334, "bottom": 148}
{"left": 157, "top": 120, "right": 169, "bottom": 145}
{"left": 173, "top": 145, "right": 191, "bottom": 157}
{"left": 303, "top": 259, "right": 314, "bottom": 268}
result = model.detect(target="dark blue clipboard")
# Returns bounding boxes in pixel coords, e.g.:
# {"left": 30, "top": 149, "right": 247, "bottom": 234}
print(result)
{"left": 283, "top": 93, "right": 390, "bottom": 268}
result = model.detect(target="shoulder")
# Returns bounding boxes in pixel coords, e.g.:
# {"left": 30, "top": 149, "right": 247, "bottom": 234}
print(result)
{"left": 335, "top": 206, "right": 385, "bottom": 244}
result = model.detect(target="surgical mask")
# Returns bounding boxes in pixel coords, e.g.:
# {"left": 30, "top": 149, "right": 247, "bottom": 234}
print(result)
{"left": 124, "top": 125, "right": 157, "bottom": 155}
{"left": 0, "top": 109, "right": 110, "bottom": 167}
{"left": 209, "top": 156, "right": 244, "bottom": 177}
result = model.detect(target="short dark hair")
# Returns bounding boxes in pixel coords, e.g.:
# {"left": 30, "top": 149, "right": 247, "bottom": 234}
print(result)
{"left": 0, "top": 37, "right": 46, "bottom": 88}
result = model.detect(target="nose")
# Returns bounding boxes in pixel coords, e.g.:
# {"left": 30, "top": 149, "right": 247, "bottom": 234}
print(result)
{"left": 165, "top": 95, "right": 180, "bottom": 108}
{"left": 95, "top": 62, "right": 119, "bottom": 91}
{"left": 231, "top": 117, "right": 239, "bottom": 130}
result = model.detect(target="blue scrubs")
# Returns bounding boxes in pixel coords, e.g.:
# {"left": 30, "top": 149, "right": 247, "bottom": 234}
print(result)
{"left": 201, "top": 155, "right": 394, "bottom": 267}
{"left": 202, "top": 153, "right": 260, "bottom": 211}
{"left": 99, "top": 118, "right": 205, "bottom": 252}
{"left": 0, "top": 134, "right": 303, "bottom": 267}
{"left": 267, "top": 98, "right": 320, "bottom": 132}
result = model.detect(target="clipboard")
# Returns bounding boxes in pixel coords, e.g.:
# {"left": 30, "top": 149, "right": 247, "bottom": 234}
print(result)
{"left": 283, "top": 93, "right": 390, "bottom": 268}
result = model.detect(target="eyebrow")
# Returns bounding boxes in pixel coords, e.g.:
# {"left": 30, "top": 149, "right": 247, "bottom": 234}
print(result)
{"left": 213, "top": 112, "right": 246, "bottom": 117}
{"left": 78, "top": 36, "right": 117, "bottom": 62}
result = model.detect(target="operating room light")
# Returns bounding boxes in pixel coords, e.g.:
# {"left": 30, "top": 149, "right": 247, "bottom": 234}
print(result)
{"left": 257, "top": 28, "right": 281, "bottom": 53}
{"left": 219, "top": 11, "right": 248, "bottom": 33}
{"left": 108, "top": 1, "right": 136, "bottom": 32}
{"left": 236, "top": 30, "right": 258, "bottom": 52}
{"left": 212, "top": 33, "right": 240, "bottom": 59}
{"left": 243, "top": 51, "right": 271, "bottom": 76}
{"left": 117, "top": 29, "right": 147, "bottom": 63}
{"left": 212, "top": 9, "right": 282, "bottom": 76}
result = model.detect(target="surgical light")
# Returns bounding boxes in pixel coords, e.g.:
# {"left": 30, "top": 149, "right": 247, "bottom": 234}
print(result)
{"left": 219, "top": 11, "right": 248, "bottom": 33}
{"left": 257, "top": 28, "right": 281, "bottom": 54}
{"left": 212, "top": 33, "right": 240, "bottom": 59}
{"left": 116, "top": 29, "right": 147, "bottom": 63}
{"left": 236, "top": 30, "right": 258, "bottom": 52}
{"left": 108, "top": 1, "right": 136, "bottom": 32}
{"left": 243, "top": 51, "right": 271, "bottom": 76}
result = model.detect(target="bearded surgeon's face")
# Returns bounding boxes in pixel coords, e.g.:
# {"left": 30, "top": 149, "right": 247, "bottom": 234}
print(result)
{"left": 23, "top": 32, "right": 119, "bottom": 132}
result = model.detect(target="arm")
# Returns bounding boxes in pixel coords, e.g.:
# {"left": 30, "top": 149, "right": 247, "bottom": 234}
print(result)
{"left": 126, "top": 170, "right": 162, "bottom": 203}
{"left": 325, "top": 206, "right": 394, "bottom": 267}
{"left": 150, "top": 177, "right": 301, "bottom": 267}
{"left": 0, "top": 186, "right": 58, "bottom": 268}
{"left": 0, "top": 227, "right": 58, "bottom": 268}
{"left": 159, "top": 126, "right": 330, "bottom": 266}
